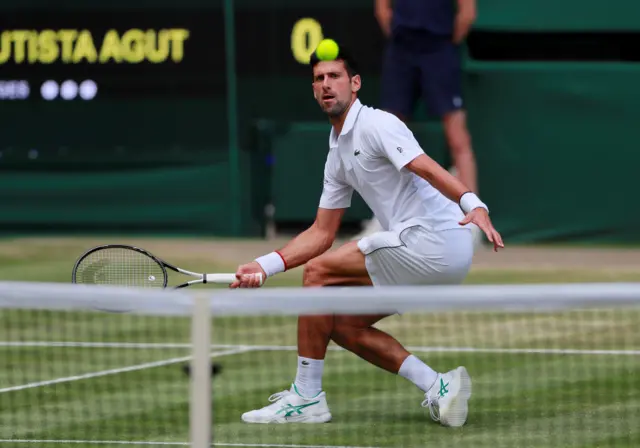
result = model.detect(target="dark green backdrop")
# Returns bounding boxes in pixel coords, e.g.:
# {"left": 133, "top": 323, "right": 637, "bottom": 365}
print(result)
{"left": 2, "top": 0, "right": 639, "bottom": 242}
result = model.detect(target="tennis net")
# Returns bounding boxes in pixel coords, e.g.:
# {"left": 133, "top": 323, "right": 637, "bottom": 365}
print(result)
{"left": 0, "top": 281, "right": 638, "bottom": 447}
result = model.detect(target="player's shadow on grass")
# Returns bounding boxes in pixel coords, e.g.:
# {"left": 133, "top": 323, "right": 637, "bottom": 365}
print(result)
{"left": 338, "top": 409, "right": 443, "bottom": 425}
{"left": 338, "top": 408, "right": 494, "bottom": 429}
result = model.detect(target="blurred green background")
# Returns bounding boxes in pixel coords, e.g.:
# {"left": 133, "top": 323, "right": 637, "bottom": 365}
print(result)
{"left": 0, "top": 0, "right": 638, "bottom": 243}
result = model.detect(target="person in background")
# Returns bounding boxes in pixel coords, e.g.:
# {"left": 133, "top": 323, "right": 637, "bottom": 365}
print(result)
{"left": 356, "top": 0, "right": 479, "bottom": 243}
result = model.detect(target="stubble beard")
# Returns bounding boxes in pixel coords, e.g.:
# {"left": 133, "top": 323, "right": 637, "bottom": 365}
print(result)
{"left": 323, "top": 99, "right": 349, "bottom": 118}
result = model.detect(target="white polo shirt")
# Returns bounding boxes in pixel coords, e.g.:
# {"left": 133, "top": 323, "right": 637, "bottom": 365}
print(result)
{"left": 319, "top": 99, "right": 465, "bottom": 241}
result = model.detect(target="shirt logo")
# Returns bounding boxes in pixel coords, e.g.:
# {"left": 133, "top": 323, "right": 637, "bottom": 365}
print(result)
{"left": 397, "top": 147, "right": 403, "bottom": 153}
{"left": 354, "top": 149, "right": 361, "bottom": 156}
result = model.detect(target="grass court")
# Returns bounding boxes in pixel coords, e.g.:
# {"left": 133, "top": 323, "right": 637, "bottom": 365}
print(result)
{"left": 0, "top": 237, "right": 638, "bottom": 447}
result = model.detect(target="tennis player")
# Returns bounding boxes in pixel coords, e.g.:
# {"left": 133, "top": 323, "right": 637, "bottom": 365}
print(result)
{"left": 231, "top": 44, "right": 504, "bottom": 427}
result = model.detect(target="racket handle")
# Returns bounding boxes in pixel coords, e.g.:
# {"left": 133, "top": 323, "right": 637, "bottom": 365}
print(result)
{"left": 205, "top": 274, "right": 237, "bottom": 284}
{"left": 205, "top": 273, "right": 263, "bottom": 285}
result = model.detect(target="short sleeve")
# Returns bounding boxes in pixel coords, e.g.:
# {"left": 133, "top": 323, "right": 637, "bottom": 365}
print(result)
{"left": 318, "top": 154, "right": 353, "bottom": 209}
{"left": 366, "top": 113, "right": 425, "bottom": 171}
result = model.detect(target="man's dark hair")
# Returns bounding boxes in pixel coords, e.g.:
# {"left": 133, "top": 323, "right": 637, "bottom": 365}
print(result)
{"left": 309, "top": 43, "right": 360, "bottom": 78}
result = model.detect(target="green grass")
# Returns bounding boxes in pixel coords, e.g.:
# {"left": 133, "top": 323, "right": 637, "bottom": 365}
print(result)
{"left": 1, "top": 309, "right": 639, "bottom": 447}
{"left": 0, "top": 238, "right": 638, "bottom": 447}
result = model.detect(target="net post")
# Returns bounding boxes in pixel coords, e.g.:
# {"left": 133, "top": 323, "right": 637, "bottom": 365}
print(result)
{"left": 190, "top": 293, "right": 212, "bottom": 447}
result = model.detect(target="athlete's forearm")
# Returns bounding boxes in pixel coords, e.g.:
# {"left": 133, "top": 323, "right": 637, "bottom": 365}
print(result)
{"left": 255, "top": 208, "right": 343, "bottom": 278}
{"left": 407, "top": 154, "right": 469, "bottom": 204}
{"left": 276, "top": 224, "right": 335, "bottom": 271}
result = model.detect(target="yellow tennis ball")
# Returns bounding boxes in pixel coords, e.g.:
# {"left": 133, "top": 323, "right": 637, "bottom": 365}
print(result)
{"left": 315, "top": 39, "right": 340, "bottom": 61}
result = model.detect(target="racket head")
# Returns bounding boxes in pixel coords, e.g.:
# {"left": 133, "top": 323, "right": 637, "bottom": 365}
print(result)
{"left": 72, "top": 244, "right": 169, "bottom": 288}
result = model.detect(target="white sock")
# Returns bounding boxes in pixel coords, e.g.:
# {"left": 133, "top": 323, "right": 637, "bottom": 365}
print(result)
{"left": 294, "top": 356, "right": 324, "bottom": 398}
{"left": 398, "top": 355, "right": 439, "bottom": 392}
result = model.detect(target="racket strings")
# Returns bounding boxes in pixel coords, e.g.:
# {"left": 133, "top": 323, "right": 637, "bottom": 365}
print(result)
{"left": 74, "top": 248, "right": 166, "bottom": 288}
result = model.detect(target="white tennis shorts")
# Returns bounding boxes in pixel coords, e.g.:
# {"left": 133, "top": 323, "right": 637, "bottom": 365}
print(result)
{"left": 357, "top": 225, "right": 473, "bottom": 286}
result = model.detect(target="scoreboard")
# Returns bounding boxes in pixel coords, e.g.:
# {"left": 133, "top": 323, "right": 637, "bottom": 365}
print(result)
{"left": 0, "top": 0, "right": 385, "bottom": 159}
{"left": 0, "top": 3, "right": 384, "bottom": 101}
{"left": 0, "top": 9, "right": 223, "bottom": 101}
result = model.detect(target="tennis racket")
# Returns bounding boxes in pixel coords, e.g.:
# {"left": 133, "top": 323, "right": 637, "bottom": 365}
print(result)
{"left": 72, "top": 244, "right": 261, "bottom": 288}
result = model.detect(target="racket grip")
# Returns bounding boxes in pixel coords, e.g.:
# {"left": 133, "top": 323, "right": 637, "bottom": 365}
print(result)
{"left": 205, "top": 273, "right": 263, "bottom": 285}
{"left": 205, "top": 274, "right": 237, "bottom": 284}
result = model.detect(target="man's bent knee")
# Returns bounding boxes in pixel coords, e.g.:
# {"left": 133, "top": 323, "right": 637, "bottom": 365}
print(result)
{"left": 303, "top": 258, "right": 368, "bottom": 287}
{"left": 303, "top": 258, "right": 326, "bottom": 287}
{"left": 302, "top": 242, "right": 372, "bottom": 287}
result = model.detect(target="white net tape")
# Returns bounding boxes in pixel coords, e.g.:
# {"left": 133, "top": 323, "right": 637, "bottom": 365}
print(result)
{"left": 0, "top": 281, "right": 638, "bottom": 316}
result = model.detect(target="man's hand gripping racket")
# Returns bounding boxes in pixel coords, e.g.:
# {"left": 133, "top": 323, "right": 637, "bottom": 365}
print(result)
{"left": 230, "top": 261, "right": 267, "bottom": 289}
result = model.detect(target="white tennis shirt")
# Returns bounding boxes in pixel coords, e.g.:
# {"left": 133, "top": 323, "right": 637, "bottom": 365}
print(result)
{"left": 319, "top": 99, "right": 465, "bottom": 237}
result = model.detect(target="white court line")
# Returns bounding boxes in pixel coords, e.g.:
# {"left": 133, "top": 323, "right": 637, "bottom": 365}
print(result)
{"left": 212, "top": 444, "right": 379, "bottom": 448}
{"left": 408, "top": 346, "right": 640, "bottom": 356}
{"left": 0, "top": 442, "right": 186, "bottom": 446}
{"left": 209, "top": 344, "right": 640, "bottom": 356}
{"left": 0, "top": 341, "right": 638, "bottom": 355}
{"left": 0, "top": 342, "right": 192, "bottom": 349}
{"left": 0, "top": 441, "right": 377, "bottom": 448}
{"left": 0, "top": 347, "right": 254, "bottom": 394}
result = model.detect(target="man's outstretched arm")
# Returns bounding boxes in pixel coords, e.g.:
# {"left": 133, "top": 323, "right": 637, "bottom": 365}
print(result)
{"left": 267, "top": 207, "right": 345, "bottom": 271}
{"left": 363, "top": 113, "right": 504, "bottom": 252}
{"left": 406, "top": 153, "right": 504, "bottom": 251}
{"left": 231, "top": 207, "right": 345, "bottom": 288}
{"left": 406, "top": 153, "right": 469, "bottom": 205}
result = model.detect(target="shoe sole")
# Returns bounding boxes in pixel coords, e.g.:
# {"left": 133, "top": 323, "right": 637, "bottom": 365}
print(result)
{"left": 242, "top": 412, "right": 332, "bottom": 424}
{"left": 440, "top": 366, "right": 472, "bottom": 428}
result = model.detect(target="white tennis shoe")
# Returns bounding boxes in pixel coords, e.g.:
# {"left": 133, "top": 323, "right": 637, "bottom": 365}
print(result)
{"left": 423, "top": 366, "right": 472, "bottom": 427}
{"left": 241, "top": 384, "right": 332, "bottom": 424}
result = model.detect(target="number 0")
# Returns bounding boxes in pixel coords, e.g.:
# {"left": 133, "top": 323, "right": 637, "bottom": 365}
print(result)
{"left": 291, "top": 18, "right": 323, "bottom": 64}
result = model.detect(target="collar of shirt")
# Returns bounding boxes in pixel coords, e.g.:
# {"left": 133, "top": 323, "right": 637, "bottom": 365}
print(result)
{"left": 329, "top": 98, "right": 363, "bottom": 149}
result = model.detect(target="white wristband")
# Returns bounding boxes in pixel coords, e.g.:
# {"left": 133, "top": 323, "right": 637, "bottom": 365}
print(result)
{"left": 255, "top": 251, "right": 286, "bottom": 278}
{"left": 459, "top": 192, "right": 489, "bottom": 214}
